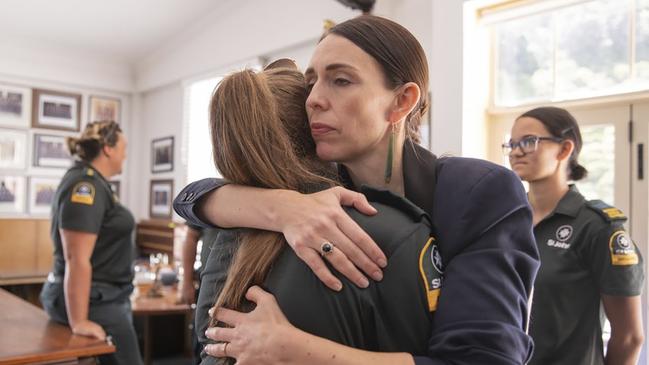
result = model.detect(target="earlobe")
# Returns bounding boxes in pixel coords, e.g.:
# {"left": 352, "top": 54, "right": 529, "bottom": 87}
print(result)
{"left": 558, "top": 140, "right": 575, "bottom": 160}
{"left": 390, "top": 82, "right": 421, "bottom": 123}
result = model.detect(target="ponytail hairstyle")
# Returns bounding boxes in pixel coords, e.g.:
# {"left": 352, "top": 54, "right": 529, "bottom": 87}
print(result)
{"left": 66, "top": 120, "right": 121, "bottom": 162}
{"left": 208, "top": 60, "right": 337, "bottom": 340}
{"left": 518, "top": 107, "right": 588, "bottom": 181}
{"left": 325, "top": 15, "right": 429, "bottom": 143}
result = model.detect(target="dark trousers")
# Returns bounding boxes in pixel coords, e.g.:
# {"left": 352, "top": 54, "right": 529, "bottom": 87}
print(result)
{"left": 40, "top": 282, "right": 144, "bottom": 365}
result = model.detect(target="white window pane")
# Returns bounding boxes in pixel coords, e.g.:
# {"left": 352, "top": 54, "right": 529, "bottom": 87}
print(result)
{"left": 555, "top": 0, "right": 631, "bottom": 97}
{"left": 496, "top": 14, "right": 553, "bottom": 106}
{"left": 574, "top": 124, "right": 615, "bottom": 204}
{"left": 186, "top": 77, "right": 222, "bottom": 182}
{"left": 637, "top": 0, "right": 649, "bottom": 81}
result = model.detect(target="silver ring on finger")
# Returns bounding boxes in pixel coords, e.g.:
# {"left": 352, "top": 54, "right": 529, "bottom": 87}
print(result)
{"left": 320, "top": 241, "right": 335, "bottom": 257}
{"left": 223, "top": 342, "right": 229, "bottom": 357}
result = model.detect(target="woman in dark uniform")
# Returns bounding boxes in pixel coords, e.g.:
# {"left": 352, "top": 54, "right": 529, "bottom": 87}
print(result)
{"left": 504, "top": 106, "right": 644, "bottom": 365}
{"left": 176, "top": 15, "right": 539, "bottom": 365}
{"left": 40, "top": 121, "right": 143, "bottom": 365}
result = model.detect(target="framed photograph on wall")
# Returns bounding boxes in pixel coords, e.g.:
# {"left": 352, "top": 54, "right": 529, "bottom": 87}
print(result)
{"left": 0, "top": 84, "right": 31, "bottom": 128}
{"left": 32, "top": 89, "right": 81, "bottom": 131}
{"left": 149, "top": 179, "right": 173, "bottom": 219}
{"left": 28, "top": 177, "right": 60, "bottom": 215}
{"left": 108, "top": 180, "right": 121, "bottom": 200}
{"left": 89, "top": 95, "right": 121, "bottom": 124}
{"left": 33, "top": 133, "right": 74, "bottom": 168}
{"left": 0, "top": 129, "right": 28, "bottom": 170}
{"left": 151, "top": 136, "right": 174, "bottom": 173}
{"left": 0, "top": 176, "right": 26, "bottom": 214}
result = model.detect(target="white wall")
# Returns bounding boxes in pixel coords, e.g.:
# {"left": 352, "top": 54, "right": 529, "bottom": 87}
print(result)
{"left": 127, "top": 83, "right": 184, "bottom": 220}
{"left": 135, "top": 0, "right": 357, "bottom": 92}
{"left": 0, "top": 34, "right": 134, "bottom": 93}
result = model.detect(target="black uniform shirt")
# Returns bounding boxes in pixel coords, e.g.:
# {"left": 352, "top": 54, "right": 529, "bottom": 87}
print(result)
{"left": 195, "top": 187, "right": 436, "bottom": 365}
{"left": 529, "top": 185, "right": 644, "bottom": 365}
{"left": 51, "top": 161, "right": 136, "bottom": 285}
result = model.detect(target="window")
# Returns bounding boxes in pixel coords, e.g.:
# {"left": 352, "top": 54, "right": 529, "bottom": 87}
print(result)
{"left": 184, "top": 60, "right": 262, "bottom": 183}
{"left": 185, "top": 76, "right": 222, "bottom": 183}
{"left": 493, "top": 0, "right": 648, "bottom": 106}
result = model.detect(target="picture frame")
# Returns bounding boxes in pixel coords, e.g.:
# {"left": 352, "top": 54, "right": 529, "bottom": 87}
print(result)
{"left": 89, "top": 95, "right": 121, "bottom": 124}
{"left": 0, "top": 175, "right": 26, "bottom": 214}
{"left": 33, "top": 133, "right": 74, "bottom": 168}
{"left": 0, "top": 84, "right": 31, "bottom": 128}
{"left": 0, "top": 129, "right": 28, "bottom": 170}
{"left": 32, "top": 88, "right": 81, "bottom": 131}
{"left": 108, "top": 180, "right": 121, "bottom": 200}
{"left": 149, "top": 179, "right": 173, "bottom": 219}
{"left": 151, "top": 136, "right": 174, "bottom": 173}
{"left": 28, "top": 177, "right": 60, "bottom": 215}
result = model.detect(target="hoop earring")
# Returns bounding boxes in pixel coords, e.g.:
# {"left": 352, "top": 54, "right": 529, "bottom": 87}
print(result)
{"left": 384, "top": 123, "right": 396, "bottom": 184}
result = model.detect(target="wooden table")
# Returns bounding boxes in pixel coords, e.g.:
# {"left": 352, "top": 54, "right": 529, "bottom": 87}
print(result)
{"left": 131, "top": 286, "right": 192, "bottom": 365}
{"left": 0, "top": 288, "right": 115, "bottom": 365}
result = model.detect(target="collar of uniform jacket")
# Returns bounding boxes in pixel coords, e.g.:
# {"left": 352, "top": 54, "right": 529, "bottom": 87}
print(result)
{"left": 548, "top": 184, "right": 585, "bottom": 218}
{"left": 337, "top": 140, "right": 437, "bottom": 218}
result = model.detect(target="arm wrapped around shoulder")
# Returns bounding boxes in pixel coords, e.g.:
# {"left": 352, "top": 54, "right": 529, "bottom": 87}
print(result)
{"left": 415, "top": 159, "right": 540, "bottom": 365}
{"left": 173, "top": 178, "right": 228, "bottom": 228}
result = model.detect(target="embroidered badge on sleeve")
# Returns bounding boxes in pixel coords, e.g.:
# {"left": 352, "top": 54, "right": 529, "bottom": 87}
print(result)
{"left": 419, "top": 237, "right": 443, "bottom": 312}
{"left": 70, "top": 182, "right": 95, "bottom": 205}
{"left": 609, "top": 230, "right": 639, "bottom": 266}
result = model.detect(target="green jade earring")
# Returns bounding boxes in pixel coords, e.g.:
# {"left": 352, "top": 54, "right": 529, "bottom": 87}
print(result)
{"left": 384, "top": 123, "right": 396, "bottom": 184}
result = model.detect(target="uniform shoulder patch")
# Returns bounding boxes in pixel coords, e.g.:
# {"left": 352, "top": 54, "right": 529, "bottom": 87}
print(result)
{"left": 70, "top": 181, "right": 95, "bottom": 205}
{"left": 419, "top": 237, "right": 443, "bottom": 312}
{"left": 586, "top": 200, "right": 627, "bottom": 223}
{"left": 609, "top": 230, "right": 639, "bottom": 266}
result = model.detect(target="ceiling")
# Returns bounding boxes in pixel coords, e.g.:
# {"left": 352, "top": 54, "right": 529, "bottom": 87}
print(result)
{"left": 0, "top": 0, "right": 229, "bottom": 63}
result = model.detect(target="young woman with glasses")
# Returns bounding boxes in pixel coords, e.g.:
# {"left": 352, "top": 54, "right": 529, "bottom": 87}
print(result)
{"left": 505, "top": 106, "right": 644, "bottom": 365}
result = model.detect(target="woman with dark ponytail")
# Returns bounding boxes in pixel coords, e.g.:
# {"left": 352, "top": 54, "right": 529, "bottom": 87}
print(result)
{"left": 504, "top": 106, "right": 644, "bottom": 365}
{"left": 40, "top": 120, "right": 143, "bottom": 365}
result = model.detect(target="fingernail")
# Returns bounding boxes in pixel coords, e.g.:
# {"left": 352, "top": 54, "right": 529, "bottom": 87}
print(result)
{"left": 359, "top": 277, "right": 369, "bottom": 288}
{"left": 334, "top": 282, "right": 343, "bottom": 291}
{"left": 372, "top": 270, "right": 383, "bottom": 281}
{"left": 377, "top": 258, "right": 387, "bottom": 268}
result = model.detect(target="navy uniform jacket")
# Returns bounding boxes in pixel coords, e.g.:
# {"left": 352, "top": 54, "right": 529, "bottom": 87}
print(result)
{"left": 174, "top": 142, "right": 540, "bottom": 365}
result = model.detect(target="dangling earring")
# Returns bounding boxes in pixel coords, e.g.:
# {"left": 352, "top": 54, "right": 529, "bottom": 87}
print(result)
{"left": 384, "top": 123, "right": 396, "bottom": 184}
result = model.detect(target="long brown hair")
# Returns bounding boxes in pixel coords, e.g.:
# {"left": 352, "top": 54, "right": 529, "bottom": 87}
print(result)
{"left": 208, "top": 61, "right": 337, "bottom": 329}
{"left": 326, "top": 15, "right": 429, "bottom": 143}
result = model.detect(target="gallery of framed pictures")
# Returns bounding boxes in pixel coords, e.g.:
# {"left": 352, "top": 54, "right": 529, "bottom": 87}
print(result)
{"left": 89, "top": 95, "right": 121, "bottom": 124}
{"left": 0, "top": 176, "right": 60, "bottom": 215}
{"left": 32, "top": 89, "right": 81, "bottom": 132}
{"left": 149, "top": 179, "right": 173, "bottom": 219}
{"left": 0, "top": 84, "right": 32, "bottom": 129}
{"left": 151, "top": 136, "right": 174, "bottom": 173}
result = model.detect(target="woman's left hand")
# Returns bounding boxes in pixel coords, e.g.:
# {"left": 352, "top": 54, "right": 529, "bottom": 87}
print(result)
{"left": 204, "top": 286, "right": 295, "bottom": 364}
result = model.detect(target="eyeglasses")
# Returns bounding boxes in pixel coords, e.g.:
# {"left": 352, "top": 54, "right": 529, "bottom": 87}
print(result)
{"left": 502, "top": 135, "right": 563, "bottom": 155}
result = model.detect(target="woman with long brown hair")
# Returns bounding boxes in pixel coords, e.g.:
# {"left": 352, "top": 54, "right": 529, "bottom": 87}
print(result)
{"left": 196, "top": 60, "right": 436, "bottom": 365}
